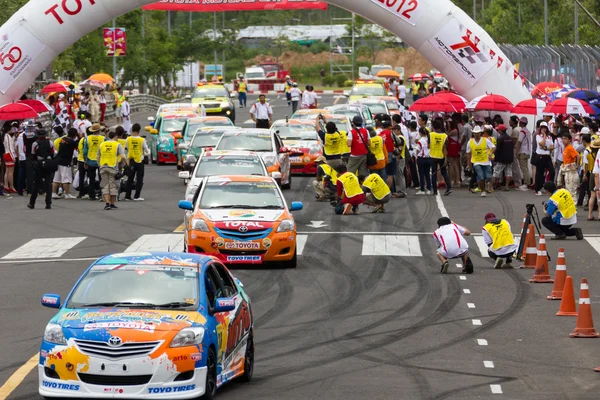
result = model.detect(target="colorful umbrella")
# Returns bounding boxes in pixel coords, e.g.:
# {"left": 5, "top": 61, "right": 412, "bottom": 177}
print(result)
{"left": 547, "top": 85, "right": 577, "bottom": 101}
{"left": 510, "top": 99, "right": 547, "bottom": 115}
{"left": 409, "top": 96, "right": 457, "bottom": 113}
{"left": 375, "top": 69, "right": 400, "bottom": 79}
{"left": 408, "top": 73, "right": 431, "bottom": 82}
{"left": 466, "top": 94, "right": 514, "bottom": 112}
{"left": 57, "top": 80, "right": 77, "bottom": 88}
{"left": 565, "top": 89, "right": 600, "bottom": 105}
{"left": 543, "top": 98, "right": 596, "bottom": 116}
{"left": 89, "top": 73, "right": 114, "bottom": 84}
{"left": 41, "top": 82, "right": 68, "bottom": 94}
{"left": 0, "top": 103, "right": 39, "bottom": 120}
{"left": 430, "top": 92, "right": 467, "bottom": 112}
{"left": 18, "top": 99, "right": 53, "bottom": 113}
{"left": 79, "top": 79, "right": 105, "bottom": 90}
{"left": 531, "top": 81, "right": 564, "bottom": 98}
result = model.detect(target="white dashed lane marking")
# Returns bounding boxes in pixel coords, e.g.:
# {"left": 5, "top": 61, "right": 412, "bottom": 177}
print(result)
{"left": 490, "top": 384, "right": 503, "bottom": 394}
{"left": 484, "top": 361, "right": 495, "bottom": 368}
{"left": 467, "top": 303, "right": 476, "bottom": 308}
{"left": 459, "top": 276, "right": 467, "bottom": 280}
{"left": 296, "top": 235, "right": 308, "bottom": 255}
{"left": 477, "top": 339, "right": 488, "bottom": 346}
{"left": 463, "top": 289, "right": 471, "bottom": 294}
{"left": 472, "top": 319, "right": 482, "bottom": 326}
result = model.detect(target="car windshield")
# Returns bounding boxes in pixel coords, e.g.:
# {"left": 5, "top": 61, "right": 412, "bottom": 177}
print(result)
{"left": 162, "top": 118, "right": 188, "bottom": 133}
{"left": 191, "top": 132, "right": 225, "bottom": 148}
{"left": 351, "top": 85, "right": 386, "bottom": 96}
{"left": 331, "top": 109, "right": 360, "bottom": 121}
{"left": 200, "top": 181, "right": 284, "bottom": 209}
{"left": 363, "top": 103, "right": 388, "bottom": 115}
{"left": 67, "top": 264, "right": 198, "bottom": 309}
{"left": 196, "top": 156, "right": 265, "bottom": 178}
{"left": 325, "top": 117, "right": 350, "bottom": 130}
{"left": 185, "top": 121, "right": 232, "bottom": 139}
{"left": 193, "top": 86, "right": 228, "bottom": 98}
{"left": 385, "top": 100, "right": 400, "bottom": 110}
{"left": 245, "top": 72, "right": 264, "bottom": 79}
{"left": 275, "top": 126, "right": 317, "bottom": 140}
{"left": 217, "top": 134, "right": 273, "bottom": 152}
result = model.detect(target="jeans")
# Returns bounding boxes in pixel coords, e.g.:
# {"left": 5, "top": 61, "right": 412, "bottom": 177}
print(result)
{"left": 542, "top": 216, "right": 578, "bottom": 237}
{"left": 125, "top": 161, "right": 145, "bottom": 199}
{"left": 535, "top": 155, "right": 555, "bottom": 192}
{"left": 17, "top": 160, "right": 27, "bottom": 194}
{"left": 417, "top": 157, "right": 431, "bottom": 191}
{"left": 78, "top": 161, "right": 87, "bottom": 196}
{"left": 238, "top": 92, "right": 247, "bottom": 107}
{"left": 473, "top": 164, "right": 492, "bottom": 182}
{"left": 408, "top": 156, "right": 419, "bottom": 188}
{"left": 291, "top": 101, "right": 299, "bottom": 113}
{"left": 29, "top": 169, "right": 53, "bottom": 207}
{"left": 88, "top": 165, "right": 98, "bottom": 199}
{"left": 430, "top": 158, "right": 452, "bottom": 193}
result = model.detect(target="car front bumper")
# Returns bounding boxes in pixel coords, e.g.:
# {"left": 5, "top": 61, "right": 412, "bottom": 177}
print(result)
{"left": 158, "top": 152, "right": 178, "bottom": 164}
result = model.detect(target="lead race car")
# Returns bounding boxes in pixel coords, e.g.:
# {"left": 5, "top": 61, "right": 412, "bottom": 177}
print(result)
{"left": 38, "top": 252, "right": 253, "bottom": 399}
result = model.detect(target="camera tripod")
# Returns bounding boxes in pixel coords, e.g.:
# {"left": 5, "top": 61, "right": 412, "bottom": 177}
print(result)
{"left": 516, "top": 203, "right": 551, "bottom": 262}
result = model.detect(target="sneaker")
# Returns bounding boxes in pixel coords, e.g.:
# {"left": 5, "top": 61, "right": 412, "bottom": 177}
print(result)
{"left": 440, "top": 261, "right": 449, "bottom": 274}
{"left": 415, "top": 190, "right": 425, "bottom": 196}
{"left": 27, "top": 203, "right": 34, "bottom": 209}
{"left": 133, "top": 198, "right": 145, "bottom": 201}
{"left": 494, "top": 257, "right": 503, "bottom": 269}
{"left": 124, "top": 198, "right": 132, "bottom": 201}
{"left": 82, "top": 194, "right": 90, "bottom": 200}
{"left": 45, "top": 205, "right": 51, "bottom": 209}
{"left": 516, "top": 185, "right": 529, "bottom": 191}
{"left": 503, "top": 260, "right": 514, "bottom": 269}
{"left": 51, "top": 193, "right": 60, "bottom": 199}
{"left": 104, "top": 205, "right": 112, "bottom": 211}
{"left": 464, "top": 258, "right": 474, "bottom": 274}
{"left": 425, "top": 189, "right": 431, "bottom": 195}
{"left": 473, "top": 188, "right": 482, "bottom": 193}
{"left": 481, "top": 192, "right": 487, "bottom": 197}
{"left": 444, "top": 189, "right": 452, "bottom": 196}
{"left": 110, "top": 204, "right": 118, "bottom": 209}
{"left": 343, "top": 203, "right": 352, "bottom": 215}
{"left": 372, "top": 205, "right": 383, "bottom": 213}
{"left": 535, "top": 191, "right": 543, "bottom": 196}
{"left": 352, "top": 206, "right": 360, "bottom": 215}
{"left": 575, "top": 228, "right": 584, "bottom": 240}
{"left": 64, "top": 194, "right": 77, "bottom": 199}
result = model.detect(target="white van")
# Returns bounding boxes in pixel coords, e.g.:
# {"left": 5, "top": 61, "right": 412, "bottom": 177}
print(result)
{"left": 244, "top": 67, "right": 267, "bottom": 80}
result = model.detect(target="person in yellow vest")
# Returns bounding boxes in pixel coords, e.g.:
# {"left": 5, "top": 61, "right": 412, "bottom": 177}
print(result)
{"left": 313, "top": 156, "right": 337, "bottom": 201}
{"left": 238, "top": 76, "right": 247, "bottom": 108}
{"left": 482, "top": 213, "right": 518, "bottom": 269}
{"left": 83, "top": 123, "right": 105, "bottom": 200}
{"left": 429, "top": 119, "right": 452, "bottom": 196}
{"left": 317, "top": 120, "right": 343, "bottom": 169}
{"left": 583, "top": 137, "right": 600, "bottom": 220}
{"left": 97, "top": 131, "right": 126, "bottom": 210}
{"left": 285, "top": 75, "right": 293, "bottom": 107}
{"left": 542, "top": 181, "right": 583, "bottom": 240}
{"left": 368, "top": 130, "right": 388, "bottom": 178}
{"left": 466, "top": 125, "right": 495, "bottom": 197}
{"left": 359, "top": 173, "right": 391, "bottom": 213}
{"left": 125, "top": 123, "right": 149, "bottom": 201}
{"left": 113, "top": 87, "right": 125, "bottom": 124}
{"left": 411, "top": 82, "right": 419, "bottom": 102}
{"left": 335, "top": 164, "right": 365, "bottom": 215}
{"left": 76, "top": 127, "right": 88, "bottom": 198}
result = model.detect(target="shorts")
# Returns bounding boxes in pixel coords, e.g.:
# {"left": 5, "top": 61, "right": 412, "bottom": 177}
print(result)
{"left": 3, "top": 153, "right": 15, "bottom": 167}
{"left": 53, "top": 165, "right": 73, "bottom": 184}
{"left": 473, "top": 164, "right": 492, "bottom": 182}
{"left": 385, "top": 153, "right": 397, "bottom": 176}
{"left": 115, "top": 107, "right": 122, "bottom": 118}
{"left": 493, "top": 163, "right": 513, "bottom": 178}
{"left": 99, "top": 167, "right": 118, "bottom": 196}
{"left": 366, "top": 192, "right": 391, "bottom": 205}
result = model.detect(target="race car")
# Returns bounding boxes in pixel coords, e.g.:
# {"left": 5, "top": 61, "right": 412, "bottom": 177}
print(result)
{"left": 355, "top": 98, "right": 391, "bottom": 117}
{"left": 290, "top": 109, "right": 329, "bottom": 120}
{"left": 178, "top": 123, "right": 236, "bottom": 171}
{"left": 373, "top": 96, "right": 401, "bottom": 116}
{"left": 39, "top": 252, "right": 254, "bottom": 399}
{"left": 191, "top": 83, "right": 236, "bottom": 123}
{"left": 151, "top": 103, "right": 202, "bottom": 122}
{"left": 215, "top": 129, "right": 295, "bottom": 189}
{"left": 347, "top": 80, "right": 387, "bottom": 102}
{"left": 321, "top": 114, "right": 352, "bottom": 133}
{"left": 324, "top": 104, "right": 375, "bottom": 129}
{"left": 270, "top": 119, "right": 322, "bottom": 175}
{"left": 145, "top": 111, "right": 199, "bottom": 165}
{"left": 178, "top": 175, "right": 303, "bottom": 268}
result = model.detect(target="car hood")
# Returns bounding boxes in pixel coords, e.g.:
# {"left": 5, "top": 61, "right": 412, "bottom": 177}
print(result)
{"left": 195, "top": 97, "right": 228, "bottom": 103}
{"left": 54, "top": 309, "right": 206, "bottom": 332}
{"left": 202, "top": 209, "right": 284, "bottom": 223}
{"left": 282, "top": 139, "right": 318, "bottom": 149}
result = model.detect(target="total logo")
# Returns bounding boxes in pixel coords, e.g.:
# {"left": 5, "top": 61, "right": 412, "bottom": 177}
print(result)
{"left": 223, "top": 221, "right": 264, "bottom": 229}
{"left": 228, "top": 210, "right": 256, "bottom": 218}
{"left": 148, "top": 385, "right": 196, "bottom": 394}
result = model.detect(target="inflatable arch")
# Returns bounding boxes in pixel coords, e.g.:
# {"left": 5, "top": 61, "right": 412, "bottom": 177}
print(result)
{"left": 0, "top": 0, "right": 530, "bottom": 105}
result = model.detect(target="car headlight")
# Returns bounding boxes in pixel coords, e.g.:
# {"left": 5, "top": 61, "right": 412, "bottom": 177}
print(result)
{"left": 309, "top": 146, "right": 321, "bottom": 155}
{"left": 277, "top": 218, "right": 295, "bottom": 232}
{"left": 220, "top": 102, "right": 230, "bottom": 108}
{"left": 191, "top": 218, "right": 210, "bottom": 232}
{"left": 44, "top": 323, "right": 66, "bottom": 345}
{"left": 171, "top": 327, "right": 205, "bottom": 348}
{"left": 262, "top": 155, "right": 277, "bottom": 167}
{"left": 160, "top": 137, "right": 171, "bottom": 145}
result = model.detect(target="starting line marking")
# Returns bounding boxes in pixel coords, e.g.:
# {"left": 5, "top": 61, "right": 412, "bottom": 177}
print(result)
{"left": 2, "top": 237, "right": 87, "bottom": 260}
{"left": 484, "top": 361, "right": 495, "bottom": 368}
{"left": 463, "top": 289, "right": 471, "bottom": 294}
{"left": 477, "top": 339, "right": 488, "bottom": 346}
{"left": 490, "top": 384, "right": 503, "bottom": 394}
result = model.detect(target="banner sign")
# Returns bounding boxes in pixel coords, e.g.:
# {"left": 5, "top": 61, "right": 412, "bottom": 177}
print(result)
{"left": 104, "top": 28, "right": 126, "bottom": 57}
{"left": 0, "top": 24, "right": 46, "bottom": 94}
{"left": 143, "top": 0, "right": 327, "bottom": 12}
{"left": 428, "top": 19, "right": 496, "bottom": 87}
{"left": 369, "top": 0, "right": 425, "bottom": 26}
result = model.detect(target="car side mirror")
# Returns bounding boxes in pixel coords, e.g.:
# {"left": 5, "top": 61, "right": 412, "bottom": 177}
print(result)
{"left": 179, "top": 171, "right": 190, "bottom": 180}
{"left": 173, "top": 133, "right": 183, "bottom": 140}
{"left": 144, "top": 126, "right": 151, "bottom": 132}
{"left": 184, "top": 95, "right": 192, "bottom": 99}
{"left": 290, "top": 202, "right": 303, "bottom": 211}
{"left": 41, "top": 294, "right": 61, "bottom": 309}
{"left": 147, "top": 116, "right": 155, "bottom": 122}
{"left": 178, "top": 200, "right": 194, "bottom": 210}
{"left": 271, "top": 171, "right": 282, "bottom": 180}
{"left": 150, "top": 129, "right": 159, "bottom": 135}
{"left": 214, "top": 298, "right": 236, "bottom": 313}
{"left": 343, "top": 91, "right": 350, "bottom": 97}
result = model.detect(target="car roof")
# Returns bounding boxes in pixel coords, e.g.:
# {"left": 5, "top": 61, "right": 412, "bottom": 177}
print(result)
{"left": 272, "top": 119, "right": 315, "bottom": 127}
{"left": 293, "top": 109, "right": 328, "bottom": 115}
{"left": 221, "top": 128, "right": 272, "bottom": 137}
{"left": 202, "top": 150, "right": 259, "bottom": 157}
{"left": 94, "top": 252, "right": 213, "bottom": 268}
{"left": 189, "top": 116, "right": 232, "bottom": 123}
{"left": 322, "top": 113, "right": 350, "bottom": 120}
{"left": 161, "top": 112, "right": 199, "bottom": 119}
{"left": 160, "top": 103, "right": 196, "bottom": 109}
{"left": 206, "top": 175, "right": 274, "bottom": 183}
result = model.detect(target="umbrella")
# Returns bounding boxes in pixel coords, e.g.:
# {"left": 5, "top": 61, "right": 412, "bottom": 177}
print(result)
{"left": 531, "top": 81, "right": 564, "bottom": 98}
{"left": 408, "top": 73, "right": 431, "bottom": 82}
{"left": 89, "top": 73, "right": 114, "bottom": 83}
{"left": 543, "top": 98, "right": 596, "bottom": 116}
{"left": 430, "top": 92, "right": 467, "bottom": 112}
{"left": 57, "top": 80, "right": 77, "bottom": 88}
{"left": 376, "top": 69, "right": 400, "bottom": 79}
{"left": 466, "top": 94, "right": 514, "bottom": 112}
{"left": 0, "top": 103, "right": 39, "bottom": 120}
{"left": 547, "top": 85, "right": 577, "bottom": 101}
{"left": 41, "top": 82, "right": 68, "bottom": 94}
{"left": 18, "top": 99, "right": 53, "bottom": 113}
{"left": 565, "top": 89, "right": 600, "bottom": 105}
{"left": 409, "top": 96, "right": 457, "bottom": 113}
{"left": 79, "top": 79, "right": 104, "bottom": 90}
{"left": 510, "top": 98, "right": 547, "bottom": 115}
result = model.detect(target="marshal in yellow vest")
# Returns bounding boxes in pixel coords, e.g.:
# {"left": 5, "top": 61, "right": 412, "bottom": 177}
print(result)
{"left": 338, "top": 130, "right": 350, "bottom": 154}
{"left": 429, "top": 132, "right": 447, "bottom": 159}
{"left": 127, "top": 136, "right": 146, "bottom": 163}
{"left": 469, "top": 138, "right": 489, "bottom": 164}
{"left": 86, "top": 135, "right": 105, "bottom": 161}
{"left": 369, "top": 136, "right": 385, "bottom": 161}
{"left": 323, "top": 132, "right": 342, "bottom": 157}
{"left": 320, "top": 164, "right": 338, "bottom": 184}
{"left": 98, "top": 141, "right": 120, "bottom": 168}
{"left": 338, "top": 172, "right": 363, "bottom": 198}
{"left": 362, "top": 174, "right": 391, "bottom": 200}
{"left": 550, "top": 188, "right": 577, "bottom": 219}
{"left": 484, "top": 220, "right": 515, "bottom": 251}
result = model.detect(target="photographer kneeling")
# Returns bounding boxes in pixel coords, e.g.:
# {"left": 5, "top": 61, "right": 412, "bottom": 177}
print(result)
{"left": 542, "top": 181, "right": 583, "bottom": 240}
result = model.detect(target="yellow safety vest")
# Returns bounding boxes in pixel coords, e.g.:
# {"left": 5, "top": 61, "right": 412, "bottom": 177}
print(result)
{"left": 115, "top": 93, "right": 125, "bottom": 107}
{"left": 98, "top": 141, "right": 119, "bottom": 168}
{"left": 285, "top": 83, "right": 292, "bottom": 93}
{"left": 369, "top": 135, "right": 385, "bottom": 161}
{"left": 585, "top": 147, "right": 596, "bottom": 172}
{"left": 429, "top": 132, "right": 447, "bottom": 159}
{"left": 339, "top": 130, "right": 350, "bottom": 154}
{"left": 469, "top": 138, "right": 489, "bottom": 164}
{"left": 238, "top": 82, "right": 247, "bottom": 93}
{"left": 77, "top": 137, "right": 85, "bottom": 162}
{"left": 396, "top": 132, "right": 407, "bottom": 158}
{"left": 484, "top": 220, "right": 515, "bottom": 251}
{"left": 411, "top": 83, "right": 418, "bottom": 95}
{"left": 363, "top": 173, "right": 391, "bottom": 200}
{"left": 338, "top": 172, "right": 363, "bottom": 198}
{"left": 550, "top": 188, "right": 577, "bottom": 219}
{"left": 323, "top": 132, "right": 342, "bottom": 156}
{"left": 127, "top": 136, "right": 145, "bottom": 163}
{"left": 320, "top": 164, "right": 338, "bottom": 185}
{"left": 54, "top": 137, "right": 62, "bottom": 152}
{"left": 86, "top": 135, "right": 105, "bottom": 161}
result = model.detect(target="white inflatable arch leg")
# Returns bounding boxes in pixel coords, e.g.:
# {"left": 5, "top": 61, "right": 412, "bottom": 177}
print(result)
{"left": 0, "top": 0, "right": 530, "bottom": 105}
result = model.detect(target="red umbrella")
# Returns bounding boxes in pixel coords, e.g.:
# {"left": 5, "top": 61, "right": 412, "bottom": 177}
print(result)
{"left": 543, "top": 98, "right": 596, "bottom": 115}
{"left": 430, "top": 92, "right": 467, "bottom": 112}
{"left": 466, "top": 94, "right": 514, "bottom": 112}
{"left": 41, "top": 82, "right": 68, "bottom": 94}
{"left": 510, "top": 98, "right": 547, "bottom": 115}
{"left": 0, "top": 103, "right": 39, "bottom": 120}
{"left": 409, "top": 96, "right": 457, "bottom": 113}
{"left": 18, "top": 99, "right": 53, "bottom": 113}
{"left": 531, "top": 81, "right": 564, "bottom": 98}
{"left": 409, "top": 73, "right": 431, "bottom": 82}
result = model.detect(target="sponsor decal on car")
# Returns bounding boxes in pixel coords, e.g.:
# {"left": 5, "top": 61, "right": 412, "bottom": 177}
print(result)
{"left": 42, "top": 381, "right": 80, "bottom": 391}
{"left": 147, "top": 385, "right": 196, "bottom": 394}
{"left": 191, "top": 352, "right": 202, "bottom": 361}
{"left": 42, "top": 296, "right": 58, "bottom": 305}
{"left": 229, "top": 210, "right": 256, "bottom": 218}
{"left": 227, "top": 256, "right": 262, "bottom": 262}
{"left": 262, "top": 238, "right": 272, "bottom": 249}
{"left": 217, "top": 298, "right": 236, "bottom": 308}
{"left": 83, "top": 321, "right": 156, "bottom": 333}
{"left": 225, "top": 241, "right": 260, "bottom": 250}
{"left": 289, "top": 157, "right": 302, "bottom": 164}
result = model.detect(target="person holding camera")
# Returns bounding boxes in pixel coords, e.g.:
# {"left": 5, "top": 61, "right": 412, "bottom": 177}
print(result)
{"left": 28, "top": 130, "right": 56, "bottom": 210}
{"left": 482, "top": 213, "right": 517, "bottom": 269}
{"left": 433, "top": 217, "right": 473, "bottom": 274}
{"left": 542, "top": 181, "right": 583, "bottom": 240}
{"left": 97, "top": 131, "right": 127, "bottom": 210}
{"left": 359, "top": 173, "right": 391, "bottom": 213}
{"left": 334, "top": 164, "right": 365, "bottom": 215}
{"left": 316, "top": 119, "right": 343, "bottom": 169}
{"left": 346, "top": 116, "right": 371, "bottom": 177}
{"left": 534, "top": 122, "right": 555, "bottom": 196}
{"left": 313, "top": 156, "right": 337, "bottom": 201}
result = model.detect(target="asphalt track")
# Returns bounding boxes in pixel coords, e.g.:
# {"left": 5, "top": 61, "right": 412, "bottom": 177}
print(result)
{"left": 1, "top": 94, "right": 600, "bottom": 399}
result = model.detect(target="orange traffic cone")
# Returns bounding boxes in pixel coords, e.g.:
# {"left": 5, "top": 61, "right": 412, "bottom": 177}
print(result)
{"left": 570, "top": 278, "right": 600, "bottom": 338}
{"left": 529, "top": 234, "right": 554, "bottom": 283}
{"left": 556, "top": 276, "right": 578, "bottom": 316}
{"left": 519, "top": 224, "right": 537, "bottom": 269}
{"left": 547, "top": 248, "right": 567, "bottom": 300}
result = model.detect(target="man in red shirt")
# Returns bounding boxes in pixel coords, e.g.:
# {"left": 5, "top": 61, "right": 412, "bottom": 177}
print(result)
{"left": 335, "top": 164, "right": 366, "bottom": 215}
{"left": 346, "top": 116, "right": 371, "bottom": 177}
{"left": 379, "top": 120, "right": 396, "bottom": 189}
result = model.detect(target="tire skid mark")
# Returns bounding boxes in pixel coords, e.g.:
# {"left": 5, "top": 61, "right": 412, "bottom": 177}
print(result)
{"left": 253, "top": 272, "right": 294, "bottom": 328}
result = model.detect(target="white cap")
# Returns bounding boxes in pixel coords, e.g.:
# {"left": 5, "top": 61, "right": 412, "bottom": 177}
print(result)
{"left": 540, "top": 121, "right": 548, "bottom": 127}
{"left": 58, "top": 94, "right": 65, "bottom": 99}
{"left": 581, "top": 127, "right": 590, "bottom": 134}
{"left": 472, "top": 125, "right": 483, "bottom": 133}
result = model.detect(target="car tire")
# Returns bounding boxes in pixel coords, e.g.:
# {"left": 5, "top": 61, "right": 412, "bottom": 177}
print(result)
{"left": 281, "top": 173, "right": 292, "bottom": 190}
{"left": 239, "top": 332, "right": 254, "bottom": 382}
{"left": 200, "top": 348, "right": 217, "bottom": 400}
{"left": 230, "top": 109, "right": 236, "bottom": 124}
{"left": 282, "top": 250, "right": 297, "bottom": 268}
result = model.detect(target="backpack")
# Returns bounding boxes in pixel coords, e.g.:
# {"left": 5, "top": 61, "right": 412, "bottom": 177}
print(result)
{"left": 35, "top": 139, "right": 58, "bottom": 172}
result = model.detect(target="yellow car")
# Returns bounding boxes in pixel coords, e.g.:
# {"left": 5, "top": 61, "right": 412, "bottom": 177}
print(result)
{"left": 178, "top": 175, "right": 303, "bottom": 268}
{"left": 347, "top": 80, "right": 387, "bottom": 102}
{"left": 191, "top": 82, "right": 236, "bottom": 123}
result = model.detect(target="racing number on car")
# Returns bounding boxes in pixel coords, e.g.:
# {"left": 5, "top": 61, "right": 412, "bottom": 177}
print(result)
{"left": 0, "top": 47, "right": 22, "bottom": 71}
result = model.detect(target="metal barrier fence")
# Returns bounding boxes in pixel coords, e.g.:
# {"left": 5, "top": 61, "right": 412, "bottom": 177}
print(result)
{"left": 499, "top": 44, "right": 600, "bottom": 91}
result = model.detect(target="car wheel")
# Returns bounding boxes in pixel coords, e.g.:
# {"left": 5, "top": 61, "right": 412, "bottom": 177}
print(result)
{"left": 281, "top": 173, "right": 292, "bottom": 190}
{"left": 239, "top": 332, "right": 254, "bottom": 382}
{"left": 282, "top": 250, "right": 297, "bottom": 268}
{"left": 200, "top": 348, "right": 217, "bottom": 400}
{"left": 230, "top": 110, "right": 236, "bottom": 124}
